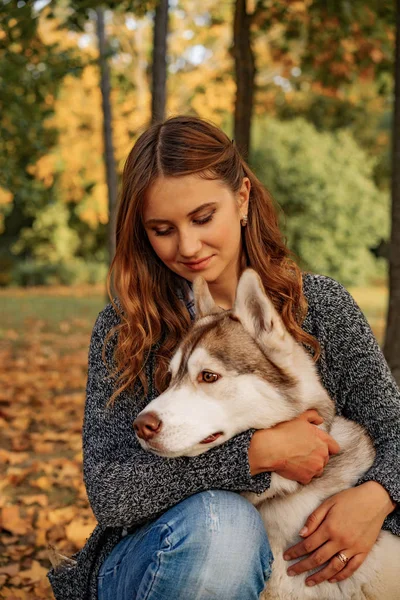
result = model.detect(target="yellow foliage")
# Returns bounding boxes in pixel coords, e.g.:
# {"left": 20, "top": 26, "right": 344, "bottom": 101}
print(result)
{"left": 37, "top": 7, "right": 90, "bottom": 52}
{"left": 77, "top": 182, "right": 109, "bottom": 227}
{"left": 0, "top": 186, "right": 13, "bottom": 206}
{"left": 167, "top": 1, "right": 236, "bottom": 122}
{"left": 44, "top": 65, "right": 106, "bottom": 212}
{"left": 113, "top": 92, "right": 151, "bottom": 166}
{"left": 289, "top": 2, "right": 308, "bottom": 14}
{"left": 0, "top": 187, "right": 13, "bottom": 234}
{"left": 27, "top": 155, "right": 57, "bottom": 188}
{"left": 35, "top": 11, "right": 154, "bottom": 227}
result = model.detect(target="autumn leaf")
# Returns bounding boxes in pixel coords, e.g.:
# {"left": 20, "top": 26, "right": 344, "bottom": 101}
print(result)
{"left": 1, "top": 507, "right": 32, "bottom": 536}
{"left": 65, "top": 518, "right": 94, "bottom": 547}
{"left": 19, "top": 560, "right": 48, "bottom": 584}
{"left": 0, "top": 563, "right": 20, "bottom": 577}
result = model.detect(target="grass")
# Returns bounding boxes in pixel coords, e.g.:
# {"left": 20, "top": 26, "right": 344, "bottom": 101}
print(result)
{"left": 0, "top": 282, "right": 388, "bottom": 345}
{"left": 0, "top": 295, "right": 105, "bottom": 333}
{"left": 0, "top": 285, "right": 106, "bottom": 338}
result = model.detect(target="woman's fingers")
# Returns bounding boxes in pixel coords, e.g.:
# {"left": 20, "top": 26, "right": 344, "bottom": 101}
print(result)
{"left": 318, "top": 428, "right": 340, "bottom": 455}
{"left": 329, "top": 553, "right": 367, "bottom": 583}
{"left": 299, "top": 500, "right": 332, "bottom": 538}
{"left": 286, "top": 541, "right": 339, "bottom": 577}
{"left": 298, "top": 410, "right": 341, "bottom": 455}
{"left": 284, "top": 523, "right": 330, "bottom": 562}
{"left": 303, "top": 548, "right": 353, "bottom": 586}
{"left": 299, "top": 409, "right": 324, "bottom": 425}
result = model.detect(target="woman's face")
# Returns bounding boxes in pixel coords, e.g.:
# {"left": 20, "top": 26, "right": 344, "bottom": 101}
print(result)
{"left": 143, "top": 174, "right": 250, "bottom": 289}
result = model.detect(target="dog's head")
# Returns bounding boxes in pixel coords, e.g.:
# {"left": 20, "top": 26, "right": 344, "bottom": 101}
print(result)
{"left": 133, "top": 268, "right": 329, "bottom": 457}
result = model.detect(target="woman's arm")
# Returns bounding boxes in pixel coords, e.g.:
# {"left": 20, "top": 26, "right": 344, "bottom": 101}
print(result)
{"left": 308, "top": 275, "right": 400, "bottom": 530}
{"left": 280, "top": 275, "right": 400, "bottom": 587}
{"left": 82, "top": 304, "right": 271, "bottom": 530}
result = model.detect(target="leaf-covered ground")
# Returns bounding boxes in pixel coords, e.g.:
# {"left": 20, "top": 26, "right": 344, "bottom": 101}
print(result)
{"left": 0, "top": 283, "right": 387, "bottom": 599}
{"left": 0, "top": 285, "right": 105, "bottom": 599}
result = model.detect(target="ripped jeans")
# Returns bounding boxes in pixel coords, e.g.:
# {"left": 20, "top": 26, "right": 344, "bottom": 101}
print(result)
{"left": 97, "top": 490, "right": 274, "bottom": 600}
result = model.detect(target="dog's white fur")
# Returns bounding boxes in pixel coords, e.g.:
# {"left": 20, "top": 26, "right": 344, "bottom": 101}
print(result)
{"left": 136, "top": 269, "right": 400, "bottom": 599}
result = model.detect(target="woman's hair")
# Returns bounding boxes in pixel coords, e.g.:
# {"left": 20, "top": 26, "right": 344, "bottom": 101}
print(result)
{"left": 104, "top": 115, "right": 320, "bottom": 406}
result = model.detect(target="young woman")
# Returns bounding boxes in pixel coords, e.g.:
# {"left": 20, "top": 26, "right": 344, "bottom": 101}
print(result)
{"left": 47, "top": 115, "right": 399, "bottom": 600}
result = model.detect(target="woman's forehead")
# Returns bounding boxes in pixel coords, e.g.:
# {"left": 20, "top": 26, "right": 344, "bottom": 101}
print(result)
{"left": 143, "top": 175, "right": 232, "bottom": 219}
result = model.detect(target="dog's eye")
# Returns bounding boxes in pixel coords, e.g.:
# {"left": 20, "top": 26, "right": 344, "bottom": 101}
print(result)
{"left": 201, "top": 371, "right": 219, "bottom": 383}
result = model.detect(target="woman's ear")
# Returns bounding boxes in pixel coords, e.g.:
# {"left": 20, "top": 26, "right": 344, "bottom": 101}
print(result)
{"left": 238, "top": 177, "right": 251, "bottom": 212}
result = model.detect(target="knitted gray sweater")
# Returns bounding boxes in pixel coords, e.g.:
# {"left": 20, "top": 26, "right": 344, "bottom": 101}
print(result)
{"left": 47, "top": 273, "right": 400, "bottom": 600}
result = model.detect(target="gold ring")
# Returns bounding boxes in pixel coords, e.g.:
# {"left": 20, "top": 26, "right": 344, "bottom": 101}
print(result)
{"left": 336, "top": 552, "right": 348, "bottom": 565}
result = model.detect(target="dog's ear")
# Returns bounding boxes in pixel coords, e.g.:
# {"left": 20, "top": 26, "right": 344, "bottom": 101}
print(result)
{"left": 193, "top": 276, "right": 225, "bottom": 320}
{"left": 233, "top": 269, "right": 291, "bottom": 353}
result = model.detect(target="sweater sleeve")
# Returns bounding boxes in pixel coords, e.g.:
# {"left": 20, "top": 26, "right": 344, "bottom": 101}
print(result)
{"left": 314, "top": 276, "right": 400, "bottom": 532}
{"left": 82, "top": 305, "right": 271, "bottom": 530}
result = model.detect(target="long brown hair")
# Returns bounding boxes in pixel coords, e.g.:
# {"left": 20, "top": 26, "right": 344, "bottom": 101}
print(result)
{"left": 105, "top": 115, "right": 320, "bottom": 406}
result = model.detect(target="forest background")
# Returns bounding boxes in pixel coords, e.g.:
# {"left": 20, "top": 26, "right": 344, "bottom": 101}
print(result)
{"left": 1, "top": 0, "right": 397, "bottom": 288}
{"left": 0, "top": 1, "right": 399, "bottom": 598}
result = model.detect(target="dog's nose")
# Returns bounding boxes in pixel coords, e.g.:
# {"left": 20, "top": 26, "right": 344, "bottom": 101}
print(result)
{"left": 133, "top": 411, "right": 162, "bottom": 441}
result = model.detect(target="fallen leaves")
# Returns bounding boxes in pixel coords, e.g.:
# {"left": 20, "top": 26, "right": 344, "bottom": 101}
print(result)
{"left": 0, "top": 292, "right": 102, "bottom": 599}
{"left": 1, "top": 507, "right": 32, "bottom": 536}
{"left": 19, "top": 560, "right": 49, "bottom": 584}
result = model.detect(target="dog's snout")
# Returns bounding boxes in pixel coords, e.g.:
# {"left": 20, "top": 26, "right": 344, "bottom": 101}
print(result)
{"left": 133, "top": 411, "right": 162, "bottom": 441}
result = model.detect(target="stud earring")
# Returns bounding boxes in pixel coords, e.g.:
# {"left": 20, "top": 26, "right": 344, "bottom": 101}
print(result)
{"left": 241, "top": 214, "right": 248, "bottom": 226}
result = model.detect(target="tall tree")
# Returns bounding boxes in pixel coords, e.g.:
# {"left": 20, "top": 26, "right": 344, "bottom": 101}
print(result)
{"left": 0, "top": 1, "right": 81, "bottom": 259}
{"left": 384, "top": 0, "right": 400, "bottom": 385}
{"left": 232, "top": 0, "right": 256, "bottom": 160}
{"left": 151, "top": 0, "right": 169, "bottom": 123}
{"left": 95, "top": 6, "right": 118, "bottom": 265}
{"left": 49, "top": 0, "right": 154, "bottom": 272}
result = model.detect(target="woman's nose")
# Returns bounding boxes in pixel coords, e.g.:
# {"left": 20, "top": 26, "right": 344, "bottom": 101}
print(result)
{"left": 177, "top": 232, "right": 202, "bottom": 258}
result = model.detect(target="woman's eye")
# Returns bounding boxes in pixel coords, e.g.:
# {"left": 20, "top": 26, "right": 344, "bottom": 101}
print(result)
{"left": 194, "top": 214, "right": 214, "bottom": 226}
{"left": 154, "top": 213, "right": 215, "bottom": 237}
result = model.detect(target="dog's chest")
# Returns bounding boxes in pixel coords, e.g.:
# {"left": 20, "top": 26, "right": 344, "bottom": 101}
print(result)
{"left": 256, "top": 487, "right": 327, "bottom": 552}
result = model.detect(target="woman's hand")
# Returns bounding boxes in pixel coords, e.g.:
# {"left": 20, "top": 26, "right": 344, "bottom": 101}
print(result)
{"left": 249, "top": 409, "right": 340, "bottom": 482}
{"left": 283, "top": 481, "right": 396, "bottom": 587}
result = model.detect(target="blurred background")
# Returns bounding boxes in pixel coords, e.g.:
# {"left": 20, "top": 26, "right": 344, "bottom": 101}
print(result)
{"left": 0, "top": 0, "right": 399, "bottom": 597}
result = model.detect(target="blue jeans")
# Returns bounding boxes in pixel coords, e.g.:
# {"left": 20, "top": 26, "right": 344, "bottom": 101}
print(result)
{"left": 97, "top": 490, "right": 274, "bottom": 600}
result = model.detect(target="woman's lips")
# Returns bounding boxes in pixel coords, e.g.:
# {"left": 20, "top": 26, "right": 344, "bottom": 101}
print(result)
{"left": 183, "top": 255, "right": 214, "bottom": 270}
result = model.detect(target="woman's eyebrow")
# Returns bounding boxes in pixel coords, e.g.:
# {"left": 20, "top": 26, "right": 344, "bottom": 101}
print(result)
{"left": 145, "top": 202, "right": 218, "bottom": 225}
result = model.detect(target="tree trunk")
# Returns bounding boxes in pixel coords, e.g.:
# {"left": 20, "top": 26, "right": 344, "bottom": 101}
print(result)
{"left": 96, "top": 7, "right": 118, "bottom": 272}
{"left": 383, "top": 0, "right": 400, "bottom": 386}
{"left": 135, "top": 22, "right": 148, "bottom": 118}
{"left": 151, "top": 0, "right": 169, "bottom": 124}
{"left": 232, "top": 0, "right": 256, "bottom": 160}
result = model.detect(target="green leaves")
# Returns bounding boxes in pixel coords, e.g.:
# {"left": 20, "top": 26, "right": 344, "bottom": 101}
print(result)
{"left": 0, "top": 1, "right": 83, "bottom": 255}
{"left": 251, "top": 117, "right": 389, "bottom": 285}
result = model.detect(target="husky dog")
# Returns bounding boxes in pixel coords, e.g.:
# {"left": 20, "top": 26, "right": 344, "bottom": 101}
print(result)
{"left": 134, "top": 269, "right": 400, "bottom": 600}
